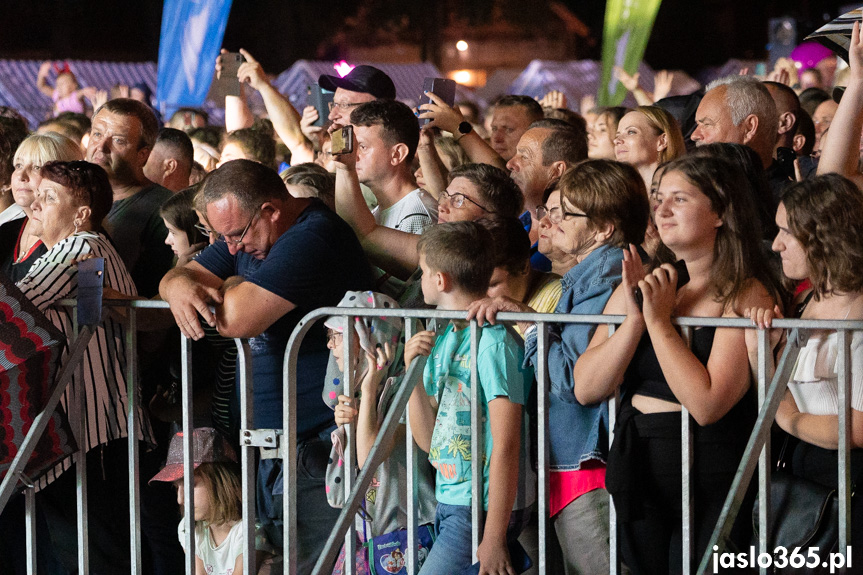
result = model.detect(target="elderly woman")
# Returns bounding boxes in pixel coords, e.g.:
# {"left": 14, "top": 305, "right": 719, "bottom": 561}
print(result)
{"left": 17, "top": 160, "right": 153, "bottom": 461}
{"left": 14, "top": 160, "right": 155, "bottom": 571}
{"left": 469, "top": 159, "right": 650, "bottom": 574}
{"left": 0, "top": 132, "right": 82, "bottom": 282}
{"left": 575, "top": 156, "right": 779, "bottom": 574}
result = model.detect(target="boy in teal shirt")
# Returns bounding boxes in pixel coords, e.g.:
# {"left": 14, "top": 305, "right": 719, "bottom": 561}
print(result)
{"left": 406, "top": 221, "right": 534, "bottom": 574}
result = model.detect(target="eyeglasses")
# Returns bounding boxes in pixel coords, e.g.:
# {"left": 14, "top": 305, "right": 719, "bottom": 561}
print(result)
{"left": 327, "top": 329, "right": 344, "bottom": 344}
{"left": 194, "top": 223, "right": 215, "bottom": 237}
{"left": 217, "top": 208, "right": 259, "bottom": 246}
{"left": 439, "top": 189, "right": 491, "bottom": 212}
{"left": 535, "top": 205, "right": 590, "bottom": 225}
{"left": 328, "top": 101, "right": 363, "bottom": 112}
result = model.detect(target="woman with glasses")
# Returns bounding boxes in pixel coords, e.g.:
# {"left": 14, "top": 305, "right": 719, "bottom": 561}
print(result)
{"left": 535, "top": 181, "right": 580, "bottom": 277}
{"left": 13, "top": 160, "right": 156, "bottom": 570}
{"left": 469, "top": 159, "right": 650, "bottom": 573}
{"left": 574, "top": 156, "right": 779, "bottom": 574}
{"left": 331, "top": 162, "right": 522, "bottom": 305}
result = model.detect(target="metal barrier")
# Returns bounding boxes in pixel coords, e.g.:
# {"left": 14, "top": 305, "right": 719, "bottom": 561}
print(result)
{"left": 1, "top": 299, "right": 859, "bottom": 575}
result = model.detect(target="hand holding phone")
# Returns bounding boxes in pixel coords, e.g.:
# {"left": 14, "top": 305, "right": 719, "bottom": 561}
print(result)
{"left": 331, "top": 125, "right": 354, "bottom": 156}
{"left": 218, "top": 52, "right": 245, "bottom": 97}
{"left": 307, "top": 83, "right": 334, "bottom": 128}
{"left": 633, "top": 259, "right": 690, "bottom": 310}
{"left": 418, "top": 78, "right": 457, "bottom": 127}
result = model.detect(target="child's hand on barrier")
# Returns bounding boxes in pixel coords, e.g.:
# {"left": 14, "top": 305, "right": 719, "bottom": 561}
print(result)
{"left": 362, "top": 342, "right": 395, "bottom": 391}
{"left": 334, "top": 394, "right": 358, "bottom": 427}
{"left": 404, "top": 331, "right": 435, "bottom": 370}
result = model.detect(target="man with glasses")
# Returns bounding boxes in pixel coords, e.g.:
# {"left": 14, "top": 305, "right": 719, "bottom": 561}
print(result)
{"left": 299, "top": 64, "right": 396, "bottom": 148}
{"left": 506, "top": 118, "right": 588, "bottom": 271}
{"left": 160, "top": 159, "right": 375, "bottom": 573}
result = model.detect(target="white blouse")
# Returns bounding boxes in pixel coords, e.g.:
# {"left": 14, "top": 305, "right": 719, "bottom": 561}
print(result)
{"left": 788, "top": 330, "right": 863, "bottom": 415}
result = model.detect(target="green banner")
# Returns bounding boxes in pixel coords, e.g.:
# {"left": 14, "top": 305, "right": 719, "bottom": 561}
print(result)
{"left": 599, "top": 0, "right": 664, "bottom": 106}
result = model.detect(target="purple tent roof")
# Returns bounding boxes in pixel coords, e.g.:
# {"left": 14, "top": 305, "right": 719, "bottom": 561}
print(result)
{"left": 0, "top": 60, "right": 157, "bottom": 128}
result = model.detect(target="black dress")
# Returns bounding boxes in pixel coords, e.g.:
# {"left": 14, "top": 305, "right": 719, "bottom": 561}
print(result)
{"left": 606, "top": 327, "right": 756, "bottom": 575}
{"left": 0, "top": 217, "right": 47, "bottom": 282}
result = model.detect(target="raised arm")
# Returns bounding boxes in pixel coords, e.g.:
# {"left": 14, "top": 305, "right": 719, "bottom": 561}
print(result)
{"left": 216, "top": 50, "right": 255, "bottom": 132}
{"left": 353, "top": 343, "right": 397, "bottom": 467}
{"left": 36, "top": 61, "right": 55, "bottom": 98}
{"left": 645, "top": 270, "right": 775, "bottom": 426}
{"left": 334, "top": 159, "right": 421, "bottom": 278}
{"left": 405, "top": 331, "right": 438, "bottom": 452}
{"left": 237, "top": 49, "right": 315, "bottom": 164}
{"left": 573, "top": 245, "right": 647, "bottom": 404}
{"left": 418, "top": 92, "right": 507, "bottom": 171}
{"left": 416, "top": 127, "right": 448, "bottom": 199}
{"left": 615, "top": 66, "right": 654, "bottom": 107}
{"left": 817, "top": 20, "right": 863, "bottom": 188}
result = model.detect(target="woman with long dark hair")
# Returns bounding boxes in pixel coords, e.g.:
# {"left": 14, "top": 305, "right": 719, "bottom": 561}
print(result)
{"left": 574, "top": 155, "right": 779, "bottom": 574}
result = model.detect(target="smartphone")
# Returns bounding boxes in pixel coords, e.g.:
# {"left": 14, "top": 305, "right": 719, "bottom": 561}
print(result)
{"left": 77, "top": 258, "right": 105, "bottom": 326}
{"left": 307, "top": 83, "right": 334, "bottom": 127}
{"left": 633, "top": 259, "right": 690, "bottom": 310}
{"left": 331, "top": 125, "right": 354, "bottom": 155}
{"left": 219, "top": 52, "right": 245, "bottom": 97}
{"left": 418, "top": 77, "right": 457, "bottom": 127}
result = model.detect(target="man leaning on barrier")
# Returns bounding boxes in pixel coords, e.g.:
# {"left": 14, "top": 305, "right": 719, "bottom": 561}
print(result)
{"left": 159, "top": 158, "right": 376, "bottom": 573}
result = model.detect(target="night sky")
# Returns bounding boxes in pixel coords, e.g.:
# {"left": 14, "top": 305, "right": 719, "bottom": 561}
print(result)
{"left": 0, "top": 0, "right": 852, "bottom": 75}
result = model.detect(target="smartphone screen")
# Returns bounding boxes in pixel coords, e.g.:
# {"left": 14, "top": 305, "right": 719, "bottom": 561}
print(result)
{"left": 331, "top": 125, "right": 353, "bottom": 155}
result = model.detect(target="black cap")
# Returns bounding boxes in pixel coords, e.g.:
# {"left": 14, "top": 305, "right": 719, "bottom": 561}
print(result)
{"left": 319, "top": 65, "right": 396, "bottom": 100}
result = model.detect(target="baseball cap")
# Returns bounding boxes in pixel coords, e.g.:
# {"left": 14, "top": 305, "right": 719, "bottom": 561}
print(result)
{"left": 318, "top": 65, "right": 396, "bottom": 100}
{"left": 149, "top": 427, "right": 237, "bottom": 484}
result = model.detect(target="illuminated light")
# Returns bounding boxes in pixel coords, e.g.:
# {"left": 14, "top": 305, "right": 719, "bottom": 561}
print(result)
{"left": 453, "top": 70, "right": 473, "bottom": 84}
{"left": 456, "top": 40, "right": 469, "bottom": 52}
{"left": 334, "top": 61, "right": 355, "bottom": 78}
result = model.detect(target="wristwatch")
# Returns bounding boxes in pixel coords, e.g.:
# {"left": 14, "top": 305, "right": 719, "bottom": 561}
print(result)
{"left": 455, "top": 121, "right": 472, "bottom": 141}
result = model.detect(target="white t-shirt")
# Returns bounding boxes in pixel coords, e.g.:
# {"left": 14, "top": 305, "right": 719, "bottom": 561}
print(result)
{"left": 372, "top": 188, "right": 438, "bottom": 234}
{"left": 178, "top": 520, "right": 273, "bottom": 574}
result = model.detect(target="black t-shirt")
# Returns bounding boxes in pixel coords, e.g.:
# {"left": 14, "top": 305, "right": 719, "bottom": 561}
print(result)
{"left": 195, "top": 199, "right": 375, "bottom": 434}
{"left": 103, "top": 184, "right": 174, "bottom": 298}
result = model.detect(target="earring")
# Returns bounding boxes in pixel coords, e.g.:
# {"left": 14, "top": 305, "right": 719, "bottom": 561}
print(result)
{"left": 73, "top": 220, "right": 80, "bottom": 234}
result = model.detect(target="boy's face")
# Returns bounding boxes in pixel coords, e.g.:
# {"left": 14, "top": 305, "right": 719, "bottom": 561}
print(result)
{"left": 418, "top": 253, "right": 442, "bottom": 307}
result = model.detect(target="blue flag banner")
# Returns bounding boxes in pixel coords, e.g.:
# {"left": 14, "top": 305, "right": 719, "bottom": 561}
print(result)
{"left": 156, "top": 0, "right": 232, "bottom": 113}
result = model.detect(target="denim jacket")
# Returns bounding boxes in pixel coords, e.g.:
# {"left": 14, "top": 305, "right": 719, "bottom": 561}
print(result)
{"left": 524, "top": 243, "right": 635, "bottom": 470}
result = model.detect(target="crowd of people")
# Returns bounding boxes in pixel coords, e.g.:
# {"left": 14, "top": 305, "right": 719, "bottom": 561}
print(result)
{"left": 0, "top": 22, "right": 862, "bottom": 575}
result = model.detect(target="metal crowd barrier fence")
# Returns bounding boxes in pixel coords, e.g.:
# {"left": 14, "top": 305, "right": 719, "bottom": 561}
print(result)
{"left": 0, "top": 299, "right": 859, "bottom": 575}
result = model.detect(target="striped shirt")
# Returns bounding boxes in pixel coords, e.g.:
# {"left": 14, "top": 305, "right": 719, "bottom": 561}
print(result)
{"left": 16, "top": 231, "right": 155, "bottom": 485}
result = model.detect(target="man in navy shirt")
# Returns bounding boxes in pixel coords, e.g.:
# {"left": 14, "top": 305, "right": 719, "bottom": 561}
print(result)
{"left": 160, "top": 159, "right": 374, "bottom": 572}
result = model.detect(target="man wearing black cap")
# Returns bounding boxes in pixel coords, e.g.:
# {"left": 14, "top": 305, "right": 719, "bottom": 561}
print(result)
{"left": 302, "top": 65, "right": 397, "bottom": 138}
